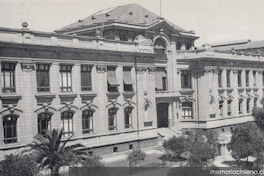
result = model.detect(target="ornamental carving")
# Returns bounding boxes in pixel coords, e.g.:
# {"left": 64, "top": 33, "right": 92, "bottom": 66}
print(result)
{"left": 21, "top": 63, "right": 35, "bottom": 72}
{"left": 148, "top": 67, "right": 156, "bottom": 74}
{"left": 96, "top": 65, "right": 107, "bottom": 73}
{"left": 136, "top": 67, "right": 147, "bottom": 74}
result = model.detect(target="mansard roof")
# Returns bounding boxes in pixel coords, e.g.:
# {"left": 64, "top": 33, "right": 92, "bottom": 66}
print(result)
{"left": 55, "top": 3, "right": 192, "bottom": 35}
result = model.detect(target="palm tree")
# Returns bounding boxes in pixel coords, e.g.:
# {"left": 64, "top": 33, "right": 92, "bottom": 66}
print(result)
{"left": 23, "top": 129, "right": 87, "bottom": 176}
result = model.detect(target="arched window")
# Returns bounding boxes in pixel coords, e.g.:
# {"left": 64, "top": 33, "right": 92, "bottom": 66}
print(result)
{"left": 124, "top": 107, "right": 133, "bottom": 129}
{"left": 108, "top": 108, "right": 118, "bottom": 131}
{"left": 219, "top": 100, "right": 224, "bottom": 117}
{"left": 38, "top": 113, "right": 51, "bottom": 135}
{"left": 3, "top": 115, "right": 18, "bottom": 143}
{"left": 61, "top": 111, "right": 73, "bottom": 137}
{"left": 82, "top": 110, "right": 93, "bottom": 134}
{"left": 246, "top": 98, "right": 251, "bottom": 113}
{"left": 154, "top": 38, "right": 166, "bottom": 54}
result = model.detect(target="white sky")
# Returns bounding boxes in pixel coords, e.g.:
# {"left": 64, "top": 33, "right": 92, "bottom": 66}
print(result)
{"left": 1, "top": 0, "right": 264, "bottom": 46}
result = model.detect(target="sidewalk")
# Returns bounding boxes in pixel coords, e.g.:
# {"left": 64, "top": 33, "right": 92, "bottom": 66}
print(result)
{"left": 102, "top": 148, "right": 164, "bottom": 163}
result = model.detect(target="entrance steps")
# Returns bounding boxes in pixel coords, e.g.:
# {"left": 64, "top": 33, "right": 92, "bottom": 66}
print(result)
{"left": 157, "top": 127, "right": 181, "bottom": 141}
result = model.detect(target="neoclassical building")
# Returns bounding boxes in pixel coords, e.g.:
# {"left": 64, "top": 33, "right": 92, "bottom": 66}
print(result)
{"left": 0, "top": 3, "right": 262, "bottom": 158}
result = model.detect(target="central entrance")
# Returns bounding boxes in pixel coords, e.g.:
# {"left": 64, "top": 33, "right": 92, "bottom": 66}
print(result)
{"left": 157, "top": 103, "right": 169, "bottom": 128}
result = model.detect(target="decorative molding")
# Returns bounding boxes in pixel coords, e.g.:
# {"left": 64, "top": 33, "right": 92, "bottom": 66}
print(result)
{"left": 0, "top": 94, "right": 22, "bottom": 107}
{"left": 35, "top": 94, "right": 56, "bottom": 105}
{"left": 106, "top": 99, "right": 121, "bottom": 109}
{"left": 35, "top": 104, "right": 56, "bottom": 114}
{"left": 96, "top": 65, "right": 107, "bottom": 73}
{"left": 122, "top": 99, "right": 136, "bottom": 108}
{"left": 20, "top": 63, "right": 35, "bottom": 72}
{"left": 123, "top": 92, "right": 135, "bottom": 100}
{"left": 106, "top": 92, "right": 120, "bottom": 102}
{"left": 136, "top": 66, "right": 147, "bottom": 73}
{"left": 80, "top": 93, "right": 97, "bottom": 104}
{"left": 148, "top": 67, "right": 156, "bottom": 74}
{"left": 58, "top": 102, "right": 78, "bottom": 112}
{"left": 0, "top": 106, "right": 23, "bottom": 117}
{"left": 59, "top": 93, "right": 77, "bottom": 104}
{"left": 80, "top": 101, "right": 98, "bottom": 111}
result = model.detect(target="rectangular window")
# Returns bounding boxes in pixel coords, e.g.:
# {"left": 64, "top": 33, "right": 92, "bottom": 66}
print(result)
{"left": 218, "top": 70, "right": 222, "bottom": 88}
{"left": 36, "top": 64, "right": 50, "bottom": 92}
{"left": 181, "top": 70, "right": 192, "bottom": 89}
{"left": 176, "top": 42, "right": 181, "bottom": 50}
{"left": 1, "top": 63, "right": 16, "bottom": 93}
{"left": 123, "top": 67, "right": 133, "bottom": 92}
{"left": 238, "top": 71, "right": 242, "bottom": 87}
{"left": 60, "top": 65, "right": 72, "bottom": 92}
{"left": 227, "top": 100, "right": 232, "bottom": 116}
{"left": 253, "top": 71, "right": 257, "bottom": 87}
{"left": 81, "top": 65, "right": 92, "bottom": 91}
{"left": 226, "top": 70, "right": 231, "bottom": 88}
{"left": 155, "top": 67, "right": 167, "bottom": 91}
{"left": 239, "top": 99, "right": 243, "bottom": 114}
{"left": 182, "top": 102, "right": 193, "bottom": 119}
{"left": 246, "top": 71, "right": 249, "bottom": 87}
{"left": 107, "top": 67, "right": 119, "bottom": 92}
{"left": 219, "top": 101, "right": 223, "bottom": 117}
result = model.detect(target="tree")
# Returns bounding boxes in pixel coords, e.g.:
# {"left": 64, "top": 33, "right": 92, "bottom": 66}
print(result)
{"left": 252, "top": 106, "right": 264, "bottom": 131}
{"left": 185, "top": 130, "right": 218, "bottom": 168}
{"left": 0, "top": 154, "right": 39, "bottom": 176}
{"left": 163, "top": 136, "right": 186, "bottom": 158}
{"left": 127, "top": 148, "right": 146, "bottom": 174}
{"left": 23, "top": 129, "right": 87, "bottom": 176}
{"left": 227, "top": 122, "right": 264, "bottom": 166}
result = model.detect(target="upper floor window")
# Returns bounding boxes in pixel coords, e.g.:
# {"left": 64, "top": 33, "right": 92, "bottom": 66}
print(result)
{"left": 155, "top": 67, "right": 167, "bottom": 91}
{"left": 61, "top": 111, "right": 73, "bottom": 137}
{"left": 227, "top": 100, "right": 232, "bottom": 116}
{"left": 176, "top": 42, "right": 181, "bottom": 50}
{"left": 1, "top": 63, "right": 16, "bottom": 93}
{"left": 182, "top": 102, "right": 193, "bottom": 119}
{"left": 262, "top": 72, "right": 264, "bottom": 86}
{"left": 246, "top": 71, "right": 249, "bottom": 87}
{"left": 238, "top": 71, "right": 242, "bottom": 87}
{"left": 108, "top": 108, "right": 117, "bottom": 131}
{"left": 185, "top": 43, "right": 190, "bottom": 50}
{"left": 81, "top": 65, "right": 92, "bottom": 91}
{"left": 181, "top": 70, "right": 191, "bottom": 89}
{"left": 226, "top": 70, "right": 231, "bottom": 88}
{"left": 37, "top": 64, "right": 50, "bottom": 92}
{"left": 123, "top": 67, "right": 133, "bottom": 92}
{"left": 154, "top": 38, "right": 166, "bottom": 54}
{"left": 60, "top": 65, "right": 72, "bottom": 92}
{"left": 253, "top": 71, "right": 257, "bottom": 87}
{"left": 218, "top": 70, "right": 222, "bottom": 88}
{"left": 107, "top": 67, "right": 119, "bottom": 92}
{"left": 38, "top": 113, "right": 51, "bottom": 135}
{"left": 3, "top": 115, "right": 18, "bottom": 144}
{"left": 82, "top": 110, "right": 93, "bottom": 134}
{"left": 124, "top": 107, "right": 133, "bottom": 129}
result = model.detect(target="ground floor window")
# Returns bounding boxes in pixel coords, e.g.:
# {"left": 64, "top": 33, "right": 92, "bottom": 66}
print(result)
{"left": 3, "top": 115, "right": 18, "bottom": 144}
{"left": 182, "top": 102, "right": 193, "bottom": 119}
{"left": 108, "top": 108, "right": 117, "bottom": 130}
{"left": 82, "top": 110, "right": 93, "bottom": 134}
{"left": 124, "top": 107, "right": 133, "bottom": 128}
{"left": 61, "top": 111, "right": 73, "bottom": 136}
{"left": 38, "top": 113, "right": 51, "bottom": 135}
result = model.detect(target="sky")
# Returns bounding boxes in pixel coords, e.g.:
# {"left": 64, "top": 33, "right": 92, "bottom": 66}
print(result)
{"left": 1, "top": 0, "right": 264, "bottom": 46}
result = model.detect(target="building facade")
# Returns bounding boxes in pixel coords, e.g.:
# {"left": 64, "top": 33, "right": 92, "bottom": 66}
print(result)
{"left": 0, "top": 3, "right": 261, "bottom": 158}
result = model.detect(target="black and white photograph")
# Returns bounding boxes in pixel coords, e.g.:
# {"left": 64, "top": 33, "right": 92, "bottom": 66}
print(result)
{"left": 1, "top": 0, "right": 264, "bottom": 175}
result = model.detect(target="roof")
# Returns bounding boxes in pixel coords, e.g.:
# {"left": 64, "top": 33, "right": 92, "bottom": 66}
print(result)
{"left": 211, "top": 39, "right": 251, "bottom": 47}
{"left": 211, "top": 39, "right": 264, "bottom": 51}
{"left": 56, "top": 3, "right": 190, "bottom": 34}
